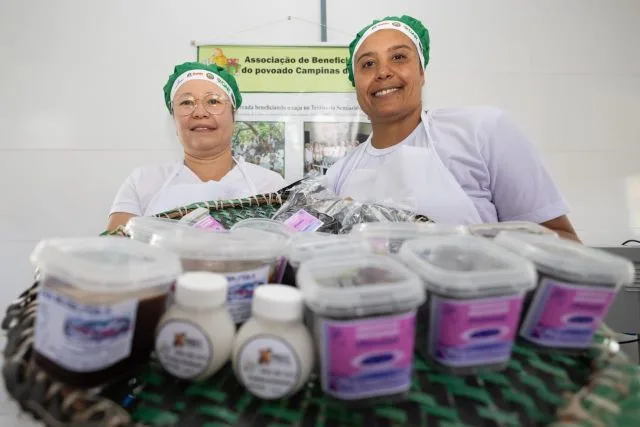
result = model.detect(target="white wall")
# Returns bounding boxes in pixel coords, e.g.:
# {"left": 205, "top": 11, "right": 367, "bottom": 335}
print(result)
{"left": 1, "top": 0, "right": 639, "bottom": 310}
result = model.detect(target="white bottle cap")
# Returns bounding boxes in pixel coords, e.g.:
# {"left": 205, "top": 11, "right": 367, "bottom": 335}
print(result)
{"left": 175, "top": 272, "right": 228, "bottom": 309}
{"left": 252, "top": 285, "right": 303, "bottom": 322}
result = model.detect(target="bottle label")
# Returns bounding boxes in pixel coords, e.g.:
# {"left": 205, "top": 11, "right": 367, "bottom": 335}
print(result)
{"left": 34, "top": 288, "right": 138, "bottom": 372}
{"left": 237, "top": 335, "right": 300, "bottom": 399}
{"left": 321, "top": 311, "right": 415, "bottom": 400}
{"left": 155, "top": 320, "right": 212, "bottom": 379}
{"left": 226, "top": 265, "right": 271, "bottom": 323}
{"left": 429, "top": 294, "right": 523, "bottom": 367}
{"left": 520, "top": 277, "right": 616, "bottom": 348}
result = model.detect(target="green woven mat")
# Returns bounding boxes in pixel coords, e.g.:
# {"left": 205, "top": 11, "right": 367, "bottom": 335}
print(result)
{"left": 102, "top": 194, "right": 284, "bottom": 236}
{"left": 100, "top": 337, "right": 639, "bottom": 427}
{"left": 154, "top": 197, "right": 283, "bottom": 229}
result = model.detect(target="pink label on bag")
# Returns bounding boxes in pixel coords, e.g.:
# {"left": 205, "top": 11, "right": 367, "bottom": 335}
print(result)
{"left": 520, "top": 278, "right": 616, "bottom": 348}
{"left": 321, "top": 311, "right": 415, "bottom": 400}
{"left": 284, "top": 209, "right": 323, "bottom": 232}
{"left": 193, "top": 215, "right": 225, "bottom": 231}
{"left": 430, "top": 294, "right": 523, "bottom": 367}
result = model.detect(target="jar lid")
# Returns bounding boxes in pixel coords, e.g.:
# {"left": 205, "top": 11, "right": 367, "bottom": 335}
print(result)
{"left": 494, "top": 231, "right": 635, "bottom": 286}
{"left": 175, "top": 272, "right": 228, "bottom": 308}
{"left": 30, "top": 237, "right": 182, "bottom": 292}
{"left": 230, "top": 218, "right": 294, "bottom": 239}
{"left": 350, "top": 222, "right": 469, "bottom": 254}
{"left": 288, "top": 233, "right": 370, "bottom": 267}
{"left": 296, "top": 254, "right": 425, "bottom": 317}
{"left": 469, "top": 221, "right": 557, "bottom": 239}
{"left": 252, "top": 284, "right": 304, "bottom": 322}
{"left": 399, "top": 235, "right": 537, "bottom": 298}
{"left": 150, "top": 227, "right": 287, "bottom": 261}
{"left": 124, "top": 216, "right": 191, "bottom": 243}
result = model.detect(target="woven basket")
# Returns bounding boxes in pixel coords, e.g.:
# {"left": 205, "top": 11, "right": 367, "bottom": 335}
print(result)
{"left": 4, "top": 194, "right": 640, "bottom": 426}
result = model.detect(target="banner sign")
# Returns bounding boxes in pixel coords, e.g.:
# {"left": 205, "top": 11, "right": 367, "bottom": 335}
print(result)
{"left": 196, "top": 44, "right": 370, "bottom": 183}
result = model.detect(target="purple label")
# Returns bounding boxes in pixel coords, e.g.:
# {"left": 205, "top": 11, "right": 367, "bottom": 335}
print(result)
{"left": 273, "top": 257, "right": 287, "bottom": 283}
{"left": 520, "top": 278, "right": 616, "bottom": 348}
{"left": 321, "top": 312, "right": 415, "bottom": 400}
{"left": 193, "top": 216, "right": 225, "bottom": 231}
{"left": 430, "top": 294, "right": 523, "bottom": 367}
{"left": 284, "top": 209, "right": 324, "bottom": 232}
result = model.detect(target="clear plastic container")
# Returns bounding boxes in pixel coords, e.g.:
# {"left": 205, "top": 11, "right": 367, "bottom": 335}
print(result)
{"left": 399, "top": 235, "right": 537, "bottom": 374}
{"left": 150, "top": 227, "right": 287, "bottom": 324}
{"left": 231, "top": 218, "right": 295, "bottom": 237}
{"left": 494, "top": 231, "right": 635, "bottom": 350}
{"left": 30, "top": 237, "right": 182, "bottom": 387}
{"left": 469, "top": 221, "right": 557, "bottom": 239}
{"left": 296, "top": 254, "right": 425, "bottom": 403}
{"left": 288, "top": 233, "right": 371, "bottom": 271}
{"left": 231, "top": 218, "right": 294, "bottom": 283}
{"left": 124, "top": 216, "right": 192, "bottom": 243}
{"left": 350, "top": 222, "right": 469, "bottom": 255}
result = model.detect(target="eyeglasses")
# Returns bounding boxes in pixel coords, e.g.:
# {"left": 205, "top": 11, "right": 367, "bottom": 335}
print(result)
{"left": 171, "top": 93, "right": 230, "bottom": 116}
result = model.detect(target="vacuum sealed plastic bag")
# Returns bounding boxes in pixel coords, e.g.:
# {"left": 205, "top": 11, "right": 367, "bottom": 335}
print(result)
{"left": 272, "top": 175, "right": 429, "bottom": 234}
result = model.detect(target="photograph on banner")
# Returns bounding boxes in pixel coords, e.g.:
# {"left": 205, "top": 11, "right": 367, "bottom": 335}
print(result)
{"left": 304, "top": 121, "right": 371, "bottom": 174}
{"left": 232, "top": 121, "right": 285, "bottom": 176}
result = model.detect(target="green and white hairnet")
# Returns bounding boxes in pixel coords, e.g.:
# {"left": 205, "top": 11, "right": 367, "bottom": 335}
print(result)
{"left": 163, "top": 62, "right": 243, "bottom": 112}
{"left": 347, "top": 15, "right": 430, "bottom": 86}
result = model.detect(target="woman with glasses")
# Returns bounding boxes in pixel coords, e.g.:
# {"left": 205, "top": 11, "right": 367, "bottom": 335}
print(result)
{"left": 106, "top": 62, "right": 285, "bottom": 231}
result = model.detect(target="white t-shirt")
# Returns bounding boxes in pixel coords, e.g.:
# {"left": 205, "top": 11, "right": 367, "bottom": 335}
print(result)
{"left": 327, "top": 106, "right": 569, "bottom": 224}
{"left": 110, "top": 158, "right": 285, "bottom": 216}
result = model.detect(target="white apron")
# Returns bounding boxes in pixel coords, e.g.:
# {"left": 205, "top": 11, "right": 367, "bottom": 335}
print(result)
{"left": 333, "top": 111, "right": 482, "bottom": 225}
{"left": 144, "top": 157, "right": 257, "bottom": 216}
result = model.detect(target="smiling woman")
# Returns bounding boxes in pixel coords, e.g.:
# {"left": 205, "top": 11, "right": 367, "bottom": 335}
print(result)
{"left": 326, "top": 15, "right": 580, "bottom": 241}
{"left": 106, "top": 62, "right": 285, "bottom": 231}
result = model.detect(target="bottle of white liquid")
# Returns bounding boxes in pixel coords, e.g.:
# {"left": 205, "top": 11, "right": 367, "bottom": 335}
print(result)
{"left": 232, "top": 285, "right": 314, "bottom": 399}
{"left": 155, "top": 272, "right": 235, "bottom": 381}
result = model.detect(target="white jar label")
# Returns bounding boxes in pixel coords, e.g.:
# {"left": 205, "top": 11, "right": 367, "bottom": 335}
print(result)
{"left": 226, "top": 265, "right": 270, "bottom": 324}
{"left": 155, "top": 320, "right": 212, "bottom": 379}
{"left": 237, "top": 335, "right": 300, "bottom": 399}
{"left": 34, "top": 288, "right": 138, "bottom": 372}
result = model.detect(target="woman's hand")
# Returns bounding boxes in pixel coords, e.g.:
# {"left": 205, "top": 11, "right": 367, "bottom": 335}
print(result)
{"left": 106, "top": 212, "right": 136, "bottom": 232}
{"left": 541, "top": 215, "right": 581, "bottom": 242}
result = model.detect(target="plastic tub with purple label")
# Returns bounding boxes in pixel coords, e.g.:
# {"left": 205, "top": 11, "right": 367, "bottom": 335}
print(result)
{"left": 231, "top": 218, "right": 295, "bottom": 283}
{"left": 350, "top": 222, "right": 468, "bottom": 255}
{"left": 150, "top": 227, "right": 288, "bottom": 324}
{"left": 469, "top": 221, "right": 557, "bottom": 239}
{"left": 296, "top": 254, "right": 425, "bottom": 403}
{"left": 494, "top": 231, "right": 634, "bottom": 350}
{"left": 399, "top": 235, "right": 537, "bottom": 374}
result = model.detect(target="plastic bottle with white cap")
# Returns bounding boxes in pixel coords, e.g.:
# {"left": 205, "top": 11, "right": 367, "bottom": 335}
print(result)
{"left": 232, "top": 285, "right": 314, "bottom": 400}
{"left": 155, "top": 272, "right": 235, "bottom": 381}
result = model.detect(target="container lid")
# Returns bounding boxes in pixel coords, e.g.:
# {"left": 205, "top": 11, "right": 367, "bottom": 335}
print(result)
{"left": 399, "top": 235, "right": 537, "bottom": 298}
{"left": 296, "top": 254, "right": 425, "bottom": 317}
{"left": 124, "top": 216, "right": 192, "bottom": 243}
{"left": 469, "top": 221, "right": 557, "bottom": 239}
{"left": 150, "top": 227, "right": 287, "bottom": 261}
{"left": 30, "top": 237, "right": 182, "bottom": 292}
{"left": 230, "top": 218, "right": 294, "bottom": 239}
{"left": 494, "top": 231, "right": 635, "bottom": 286}
{"left": 175, "top": 272, "right": 228, "bottom": 308}
{"left": 350, "top": 222, "right": 469, "bottom": 254}
{"left": 252, "top": 284, "right": 304, "bottom": 322}
{"left": 288, "top": 233, "right": 371, "bottom": 267}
